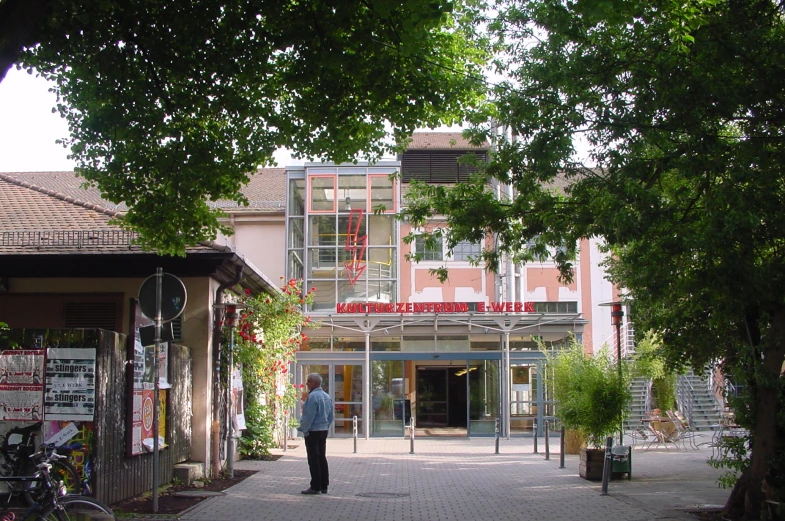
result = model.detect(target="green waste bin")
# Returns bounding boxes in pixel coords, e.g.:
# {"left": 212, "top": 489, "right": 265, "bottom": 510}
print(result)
{"left": 611, "top": 445, "right": 632, "bottom": 480}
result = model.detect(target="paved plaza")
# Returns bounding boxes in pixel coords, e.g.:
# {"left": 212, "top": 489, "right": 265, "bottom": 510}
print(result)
{"left": 179, "top": 436, "right": 730, "bottom": 521}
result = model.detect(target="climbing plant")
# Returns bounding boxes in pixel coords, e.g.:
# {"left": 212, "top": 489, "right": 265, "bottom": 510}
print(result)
{"left": 232, "top": 279, "right": 315, "bottom": 458}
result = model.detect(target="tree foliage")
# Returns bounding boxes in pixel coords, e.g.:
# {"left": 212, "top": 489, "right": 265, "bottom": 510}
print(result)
{"left": 403, "top": 1, "right": 785, "bottom": 518}
{"left": 1, "top": 0, "right": 488, "bottom": 254}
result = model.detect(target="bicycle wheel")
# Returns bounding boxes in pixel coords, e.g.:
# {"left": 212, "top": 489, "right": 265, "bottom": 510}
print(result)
{"left": 38, "top": 495, "right": 116, "bottom": 521}
{"left": 23, "top": 460, "right": 81, "bottom": 505}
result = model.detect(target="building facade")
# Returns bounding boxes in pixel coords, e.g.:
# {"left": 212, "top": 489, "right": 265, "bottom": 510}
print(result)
{"left": 274, "top": 133, "right": 628, "bottom": 439}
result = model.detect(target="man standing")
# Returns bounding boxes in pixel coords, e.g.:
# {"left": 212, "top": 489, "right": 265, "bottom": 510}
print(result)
{"left": 298, "top": 372, "right": 334, "bottom": 495}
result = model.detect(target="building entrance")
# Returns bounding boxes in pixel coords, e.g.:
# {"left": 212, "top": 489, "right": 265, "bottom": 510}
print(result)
{"left": 416, "top": 366, "right": 467, "bottom": 431}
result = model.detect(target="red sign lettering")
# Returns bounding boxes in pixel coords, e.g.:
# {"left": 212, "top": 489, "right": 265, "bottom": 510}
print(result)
{"left": 334, "top": 302, "right": 534, "bottom": 314}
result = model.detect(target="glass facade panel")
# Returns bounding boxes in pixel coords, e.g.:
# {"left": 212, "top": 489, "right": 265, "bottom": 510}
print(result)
{"left": 371, "top": 338, "right": 401, "bottom": 351}
{"left": 288, "top": 250, "right": 304, "bottom": 281}
{"left": 288, "top": 218, "right": 304, "bottom": 249}
{"left": 402, "top": 336, "right": 434, "bottom": 351}
{"left": 368, "top": 215, "right": 394, "bottom": 245}
{"left": 436, "top": 335, "right": 469, "bottom": 352}
{"left": 470, "top": 335, "right": 502, "bottom": 351}
{"left": 368, "top": 280, "right": 395, "bottom": 303}
{"left": 337, "top": 279, "right": 368, "bottom": 304}
{"left": 333, "top": 337, "right": 366, "bottom": 351}
{"left": 310, "top": 176, "right": 335, "bottom": 212}
{"left": 510, "top": 364, "right": 538, "bottom": 434}
{"left": 367, "top": 248, "right": 395, "bottom": 279}
{"left": 372, "top": 360, "right": 405, "bottom": 436}
{"left": 300, "top": 337, "right": 330, "bottom": 352}
{"left": 309, "top": 216, "right": 337, "bottom": 246}
{"left": 338, "top": 175, "right": 367, "bottom": 212}
{"left": 333, "top": 364, "right": 364, "bottom": 436}
{"left": 369, "top": 175, "right": 395, "bottom": 212}
{"left": 300, "top": 364, "right": 329, "bottom": 393}
{"left": 310, "top": 280, "right": 335, "bottom": 311}
{"left": 338, "top": 214, "right": 366, "bottom": 246}
{"left": 469, "top": 360, "right": 499, "bottom": 435}
{"left": 289, "top": 179, "right": 306, "bottom": 216}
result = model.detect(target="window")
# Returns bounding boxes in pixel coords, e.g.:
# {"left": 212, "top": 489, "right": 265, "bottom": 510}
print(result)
{"left": 451, "top": 241, "right": 481, "bottom": 262}
{"left": 533, "top": 302, "right": 578, "bottom": 314}
{"left": 415, "top": 238, "right": 444, "bottom": 261}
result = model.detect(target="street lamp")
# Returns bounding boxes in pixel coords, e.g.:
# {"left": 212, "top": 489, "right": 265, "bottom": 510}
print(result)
{"left": 214, "top": 302, "right": 247, "bottom": 478}
{"left": 601, "top": 301, "right": 625, "bottom": 446}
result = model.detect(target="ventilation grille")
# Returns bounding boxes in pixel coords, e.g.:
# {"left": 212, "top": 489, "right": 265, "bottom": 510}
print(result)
{"left": 63, "top": 302, "right": 119, "bottom": 331}
{"left": 401, "top": 151, "right": 486, "bottom": 183}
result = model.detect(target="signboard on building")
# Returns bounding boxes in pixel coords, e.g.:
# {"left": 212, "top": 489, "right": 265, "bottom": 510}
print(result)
{"left": 335, "top": 301, "right": 536, "bottom": 314}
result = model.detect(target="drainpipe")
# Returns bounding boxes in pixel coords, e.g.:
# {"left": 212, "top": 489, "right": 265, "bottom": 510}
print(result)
{"left": 211, "top": 266, "right": 243, "bottom": 478}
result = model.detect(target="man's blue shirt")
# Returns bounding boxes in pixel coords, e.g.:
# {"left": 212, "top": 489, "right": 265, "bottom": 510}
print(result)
{"left": 298, "top": 387, "right": 334, "bottom": 435}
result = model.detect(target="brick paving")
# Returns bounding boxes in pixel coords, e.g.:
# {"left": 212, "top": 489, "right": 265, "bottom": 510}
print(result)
{"left": 179, "top": 436, "right": 730, "bottom": 521}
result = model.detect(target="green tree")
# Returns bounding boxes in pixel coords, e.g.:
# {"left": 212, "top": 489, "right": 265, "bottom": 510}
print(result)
{"left": 403, "top": 1, "right": 785, "bottom": 518}
{"left": 0, "top": 0, "right": 488, "bottom": 254}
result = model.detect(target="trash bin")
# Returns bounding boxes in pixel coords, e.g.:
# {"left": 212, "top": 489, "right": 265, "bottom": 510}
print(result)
{"left": 611, "top": 445, "right": 632, "bottom": 479}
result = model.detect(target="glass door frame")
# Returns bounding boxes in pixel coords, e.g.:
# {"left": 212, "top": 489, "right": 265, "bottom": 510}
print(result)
{"left": 296, "top": 357, "right": 366, "bottom": 437}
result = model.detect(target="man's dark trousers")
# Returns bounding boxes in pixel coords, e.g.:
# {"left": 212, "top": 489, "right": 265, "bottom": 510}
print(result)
{"left": 305, "top": 430, "right": 329, "bottom": 492}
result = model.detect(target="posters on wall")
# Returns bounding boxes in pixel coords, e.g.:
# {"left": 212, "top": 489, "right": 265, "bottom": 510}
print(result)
{"left": 44, "top": 348, "right": 96, "bottom": 421}
{"left": 0, "top": 350, "right": 45, "bottom": 421}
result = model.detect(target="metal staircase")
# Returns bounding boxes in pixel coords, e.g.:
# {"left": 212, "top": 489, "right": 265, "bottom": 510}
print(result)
{"left": 676, "top": 369, "right": 724, "bottom": 431}
{"left": 624, "top": 377, "right": 651, "bottom": 431}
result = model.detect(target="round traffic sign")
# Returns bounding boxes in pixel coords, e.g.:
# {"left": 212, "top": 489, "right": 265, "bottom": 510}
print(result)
{"left": 138, "top": 272, "right": 187, "bottom": 322}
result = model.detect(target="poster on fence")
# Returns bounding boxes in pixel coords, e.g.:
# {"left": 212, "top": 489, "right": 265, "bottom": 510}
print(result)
{"left": 130, "top": 389, "right": 167, "bottom": 455}
{"left": 0, "top": 349, "right": 44, "bottom": 421}
{"left": 44, "top": 348, "right": 96, "bottom": 421}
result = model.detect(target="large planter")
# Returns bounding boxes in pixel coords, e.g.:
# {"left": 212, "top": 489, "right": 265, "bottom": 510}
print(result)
{"left": 579, "top": 448, "right": 605, "bottom": 481}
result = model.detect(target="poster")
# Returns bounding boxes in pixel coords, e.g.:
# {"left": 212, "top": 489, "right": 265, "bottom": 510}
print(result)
{"left": 0, "top": 350, "right": 45, "bottom": 421}
{"left": 130, "top": 389, "right": 167, "bottom": 455}
{"left": 44, "top": 348, "right": 96, "bottom": 421}
{"left": 232, "top": 366, "right": 246, "bottom": 431}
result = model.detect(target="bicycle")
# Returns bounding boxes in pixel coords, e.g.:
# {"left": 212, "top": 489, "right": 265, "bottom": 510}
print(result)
{"left": 1, "top": 445, "right": 115, "bottom": 521}
{"left": 0, "top": 423, "right": 81, "bottom": 505}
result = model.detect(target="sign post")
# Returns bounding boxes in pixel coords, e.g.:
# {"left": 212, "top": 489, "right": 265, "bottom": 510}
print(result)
{"left": 138, "top": 270, "right": 186, "bottom": 513}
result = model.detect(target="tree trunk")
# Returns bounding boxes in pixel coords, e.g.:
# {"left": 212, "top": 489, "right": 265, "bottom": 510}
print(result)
{"left": 724, "top": 308, "right": 785, "bottom": 519}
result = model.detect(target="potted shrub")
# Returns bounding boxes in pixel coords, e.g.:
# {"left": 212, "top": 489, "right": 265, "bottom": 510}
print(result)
{"left": 545, "top": 338, "right": 631, "bottom": 480}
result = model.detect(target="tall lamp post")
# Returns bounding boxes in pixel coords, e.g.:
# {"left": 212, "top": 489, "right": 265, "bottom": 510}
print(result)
{"left": 215, "top": 302, "right": 246, "bottom": 478}
{"left": 610, "top": 302, "right": 625, "bottom": 446}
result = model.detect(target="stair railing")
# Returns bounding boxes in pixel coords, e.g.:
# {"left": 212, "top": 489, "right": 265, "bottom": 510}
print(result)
{"left": 676, "top": 374, "right": 697, "bottom": 429}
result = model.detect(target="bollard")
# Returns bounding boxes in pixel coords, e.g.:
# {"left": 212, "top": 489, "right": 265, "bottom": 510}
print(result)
{"left": 600, "top": 436, "right": 613, "bottom": 496}
{"left": 533, "top": 418, "right": 538, "bottom": 454}
{"left": 283, "top": 419, "right": 288, "bottom": 452}
{"left": 495, "top": 418, "right": 500, "bottom": 454}
{"left": 353, "top": 415, "right": 358, "bottom": 454}
{"left": 545, "top": 421, "right": 550, "bottom": 460}
{"left": 559, "top": 426, "right": 565, "bottom": 468}
{"left": 409, "top": 416, "right": 416, "bottom": 454}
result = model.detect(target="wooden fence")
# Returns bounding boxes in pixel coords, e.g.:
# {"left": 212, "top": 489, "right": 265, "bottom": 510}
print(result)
{"left": 93, "top": 330, "right": 192, "bottom": 504}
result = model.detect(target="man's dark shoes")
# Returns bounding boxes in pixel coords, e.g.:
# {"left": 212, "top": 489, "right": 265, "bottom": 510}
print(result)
{"left": 301, "top": 488, "right": 320, "bottom": 495}
{"left": 321, "top": 489, "right": 328, "bottom": 494}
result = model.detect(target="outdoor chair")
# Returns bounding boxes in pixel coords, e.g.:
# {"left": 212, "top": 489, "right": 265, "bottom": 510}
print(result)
{"left": 628, "top": 425, "right": 652, "bottom": 449}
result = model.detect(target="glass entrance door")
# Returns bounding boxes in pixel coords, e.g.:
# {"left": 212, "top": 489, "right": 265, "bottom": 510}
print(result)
{"left": 371, "top": 360, "right": 405, "bottom": 436}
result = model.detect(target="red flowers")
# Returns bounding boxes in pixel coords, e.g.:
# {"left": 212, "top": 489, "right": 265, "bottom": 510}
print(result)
{"left": 244, "top": 288, "right": 252, "bottom": 295}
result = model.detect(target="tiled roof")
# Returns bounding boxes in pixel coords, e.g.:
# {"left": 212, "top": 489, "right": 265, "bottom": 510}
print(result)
{"left": 211, "top": 168, "right": 286, "bottom": 212}
{"left": 2, "top": 168, "right": 288, "bottom": 213}
{"left": 405, "top": 132, "right": 488, "bottom": 150}
{"left": 0, "top": 174, "right": 221, "bottom": 254}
